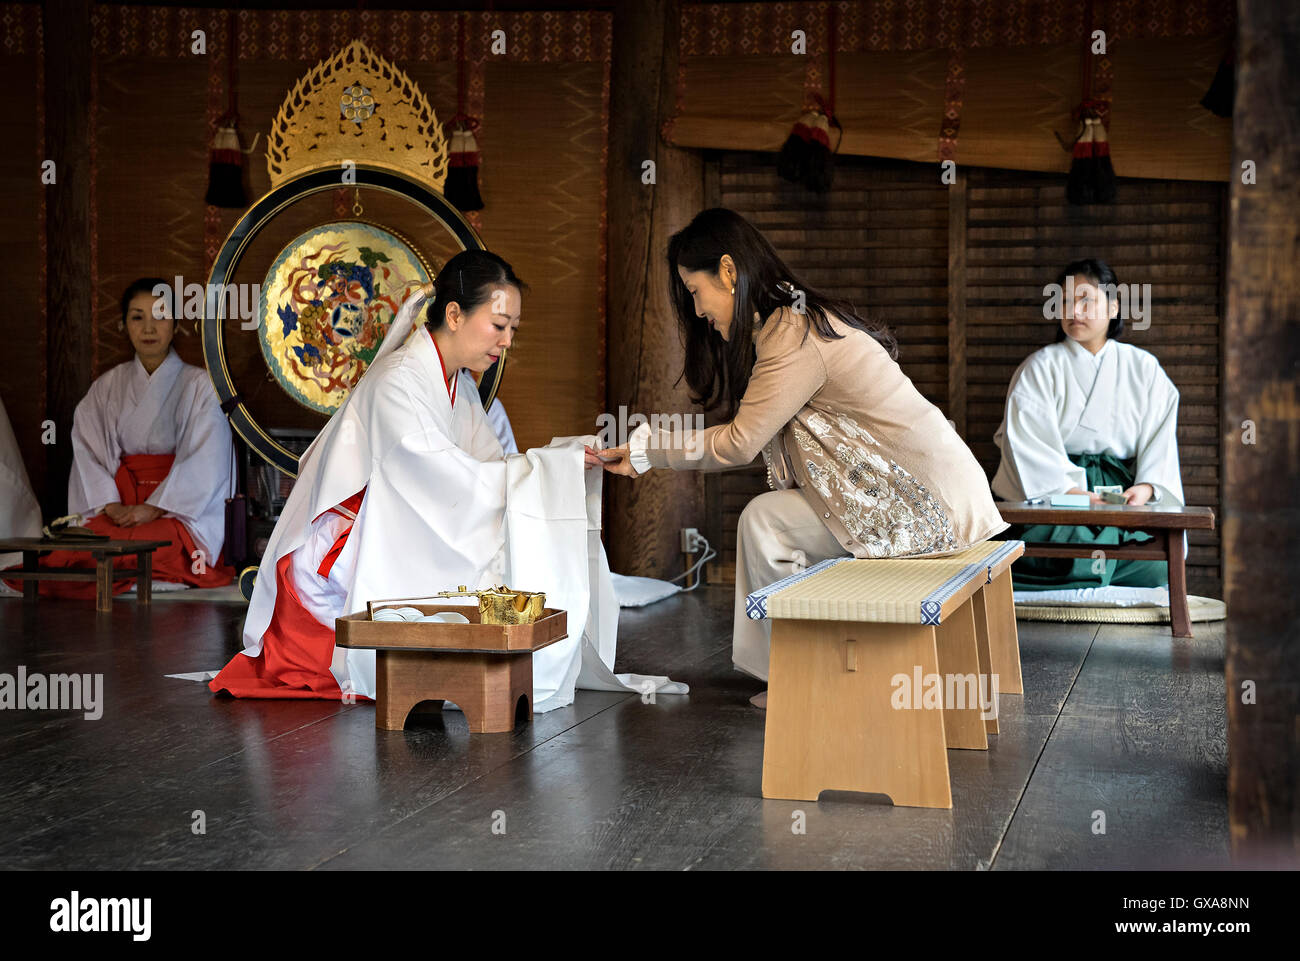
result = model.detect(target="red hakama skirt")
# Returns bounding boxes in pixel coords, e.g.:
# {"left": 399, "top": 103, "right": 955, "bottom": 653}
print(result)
{"left": 209, "top": 490, "right": 366, "bottom": 700}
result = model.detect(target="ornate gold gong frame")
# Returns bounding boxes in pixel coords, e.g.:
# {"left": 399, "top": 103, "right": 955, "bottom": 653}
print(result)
{"left": 202, "top": 42, "right": 499, "bottom": 478}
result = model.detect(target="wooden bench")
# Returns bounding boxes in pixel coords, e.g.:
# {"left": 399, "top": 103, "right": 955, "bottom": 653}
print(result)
{"left": 0, "top": 536, "right": 173, "bottom": 613}
{"left": 335, "top": 603, "right": 568, "bottom": 733}
{"left": 746, "top": 540, "right": 1025, "bottom": 809}
{"left": 996, "top": 502, "right": 1216, "bottom": 637}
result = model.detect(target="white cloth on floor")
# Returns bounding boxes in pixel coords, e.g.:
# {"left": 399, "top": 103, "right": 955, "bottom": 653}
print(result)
{"left": 610, "top": 573, "right": 681, "bottom": 607}
{"left": 1013, "top": 585, "right": 1171, "bottom": 607}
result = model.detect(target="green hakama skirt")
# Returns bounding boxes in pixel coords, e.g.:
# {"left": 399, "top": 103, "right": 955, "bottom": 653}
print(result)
{"left": 1008, "top": 451, "right": 1169, "bottom": 591}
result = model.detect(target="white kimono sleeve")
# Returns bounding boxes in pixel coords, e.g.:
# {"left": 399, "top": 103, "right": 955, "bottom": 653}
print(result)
{"left": 1133, "top": 372, "right": 1184, "bottom": 506}
{"left": 67, "top": 385, "right": 123, "bottom": 518}
{"left": 996, "top": 371, "right": 1087, "bottom": 500}
{"left": 486, "top": 398, "right": 519, "bottom": 455}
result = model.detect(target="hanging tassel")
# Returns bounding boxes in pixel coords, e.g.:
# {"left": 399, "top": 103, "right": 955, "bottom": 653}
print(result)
{"left": 444, "top": 119, "right": 484, "bottom": 212}
{"left": 777, "top": 100, "right": 841, "bottom": 192}
{"left": 205, "top": 13, "right": 247, "bottom": 209}
{"left": 1066, "top": 112, "right": 1115, "bottom": 206}
{"left": 779, "top": 10, "right": 842, "bottom": 193}
{"left": 442, "top": 12, "right": 483, "bottom": 213}
{"left": 777, "top": 107, "right": 823, "bottom": 186}
{"left": 1061, "top": 2, "right": 1115, "bottom": 207}
{"left": 205, "top": 122, "right": 247, "bottom": 208}
{"left": 1088, "top": 115, "right": 1116, "bottom": 203}
{"left": 1200, "top": 50, "right": 1235, "bottom": 117}
{"left": 803, "top": 110, "right": 836, "bottom": 193}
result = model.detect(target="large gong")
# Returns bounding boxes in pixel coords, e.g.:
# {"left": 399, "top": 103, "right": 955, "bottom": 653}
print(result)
{"left": 202, "top": 40, "right": 501, "bottom": 479}
{"left": 203, "top": 165, "right": 494, "bottom": 477}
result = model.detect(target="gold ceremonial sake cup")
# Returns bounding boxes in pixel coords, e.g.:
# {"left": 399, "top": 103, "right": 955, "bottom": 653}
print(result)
{"left": 432, "top": 585, "right": 548, "bottom": 625}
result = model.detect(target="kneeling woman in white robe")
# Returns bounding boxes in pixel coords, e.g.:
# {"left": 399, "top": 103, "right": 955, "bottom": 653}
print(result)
{"left": 5, "top": 279, "right": 235, "bottom": 596}
{"left": 991, "top": 257, "right": 1183, "bottom": 590}
{"left": 210, "top": 251, "right": 680, "bottom": 712}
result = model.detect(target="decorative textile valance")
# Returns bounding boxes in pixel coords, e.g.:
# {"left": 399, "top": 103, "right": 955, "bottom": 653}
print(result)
{"left": 664, "top": 0, "right": 1234, "bottom": 182}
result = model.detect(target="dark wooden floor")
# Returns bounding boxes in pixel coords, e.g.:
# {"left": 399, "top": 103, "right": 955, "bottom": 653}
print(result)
{"left": 0, "top": 586, "right": 1229, "bottom": 870}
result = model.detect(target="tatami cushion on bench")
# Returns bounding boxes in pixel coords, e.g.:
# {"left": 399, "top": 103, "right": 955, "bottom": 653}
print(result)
{"left": 751, "top": 557, "right": 989, "bottom": 625}
{"left": 747, "top": 539, "right": 1025, "bottom": 623}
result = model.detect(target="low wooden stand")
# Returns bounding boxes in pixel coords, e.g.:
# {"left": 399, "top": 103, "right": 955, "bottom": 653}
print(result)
{"left": 0, "top": 536, "right": 172, "bottom": 612}
{"left": 335, "top": 604, "right": 567, "bottom": 733}
{"left": 997, "top": 502, "right": 1216, "bottom": 637}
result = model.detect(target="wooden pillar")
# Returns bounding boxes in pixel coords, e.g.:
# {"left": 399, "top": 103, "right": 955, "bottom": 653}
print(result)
{"left": 1224, "top": 0, "right": 1300, "bottom": 866}
{"left": 42, "top": 0, "right": 94, "bottom": 518}
{"left": 605, "top": 0, "right": 705, "bottom": 578}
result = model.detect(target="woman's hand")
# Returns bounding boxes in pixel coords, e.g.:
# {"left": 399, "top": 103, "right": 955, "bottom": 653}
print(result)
{"left": 1123, "top": 483, "right": 1154, "bottom": 506}
{"left": 102, "top": 503, "right": 131, "bottom": 525}
{"left": 116, "top": 504, "right": 165, "bottom": 527}
{"left": 1066, "top": 487, "right": 1105, "bottom": 505}
{"left": 594, "top": 445, "right": 640, "bottom": 478}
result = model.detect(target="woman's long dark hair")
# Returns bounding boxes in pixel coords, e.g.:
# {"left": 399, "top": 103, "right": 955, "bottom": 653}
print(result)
{"left": 1052, "top": 257, "right": 1123, "bottom": 343}
{"left": 424, "top": 249, "right": 527, "bottom": 331}
{"left": 667, "top": 208, "right": 896, "bottom": 419}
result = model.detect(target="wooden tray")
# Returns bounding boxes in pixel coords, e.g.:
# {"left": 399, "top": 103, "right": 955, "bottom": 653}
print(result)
{"left": 335, "top": 604, "right": 567, "bottom": 654}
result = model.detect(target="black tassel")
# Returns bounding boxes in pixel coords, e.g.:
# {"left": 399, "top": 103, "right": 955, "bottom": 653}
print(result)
{"left": 444, "top": 125, "right": 484, "bottom": 213}
{"left": 1200, "top": 51, "right": 1235, "bottom": 117}
{"left": 777, "top": 108, "right": 837, "bottom": 191}
{"left": 1067, "top": 117, "right": 1115, "bottom": 206}
{"left": 777, "top": 127, "right": 812, "bottom": 185}
{"left": 205, "top": 125, "right": 248, "bottom": 208}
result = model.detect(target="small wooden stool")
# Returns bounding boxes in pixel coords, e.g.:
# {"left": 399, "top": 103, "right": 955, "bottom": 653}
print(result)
{"left": 746, "top": 541, "right": 1024, "bottom": 809}
{"left": 335, "top": 604, "right": 567, "bottom": 733}
{"left": 0, "top": 536, "right": 173, "bottom": 612}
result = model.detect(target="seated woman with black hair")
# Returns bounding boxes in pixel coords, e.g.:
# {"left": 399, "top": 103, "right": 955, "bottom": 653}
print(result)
{"left": 5, "top": 278, "right": 235, "bottom": 596}
{"left": 991, "top": 257, "right": 1183, "bottom": 590}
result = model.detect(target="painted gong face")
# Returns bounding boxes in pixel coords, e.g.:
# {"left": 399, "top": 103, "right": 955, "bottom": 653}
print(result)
{"left": 258, "top": 221, "right": 435, "bottom": 414}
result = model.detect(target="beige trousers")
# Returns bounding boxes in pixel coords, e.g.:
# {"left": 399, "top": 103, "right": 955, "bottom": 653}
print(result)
{"left": 732, "top": 488, "right": 849, "bottom": 682}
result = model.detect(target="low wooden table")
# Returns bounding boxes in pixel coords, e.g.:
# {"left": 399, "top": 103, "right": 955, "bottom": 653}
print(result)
{"left": 1, "top": 536, "right": 173, "bottom": 612}
{"left": 335, "top": 604, "right": 568, "bottom": 733}
{"left": 996, "top": 503, "right": 1216, "bottom": 638}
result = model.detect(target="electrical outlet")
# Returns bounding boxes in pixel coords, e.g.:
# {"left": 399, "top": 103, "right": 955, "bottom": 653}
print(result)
{"left": 680, "top": 527, "right": 701, "bottom": 553}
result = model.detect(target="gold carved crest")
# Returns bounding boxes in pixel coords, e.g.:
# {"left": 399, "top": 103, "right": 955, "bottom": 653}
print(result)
{"left": 266, "top": 40, "right": 449, "bottom": 192}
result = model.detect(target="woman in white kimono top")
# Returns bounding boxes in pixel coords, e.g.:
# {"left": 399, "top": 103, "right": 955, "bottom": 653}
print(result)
{"left": 992, "top": 258, "right": 1183, "bottom": 590}
{"left": 210, "top": 250, "right": 680, "bottom": 713}
{"left": 5, "top": 278, "right": 235, "bottom": 597}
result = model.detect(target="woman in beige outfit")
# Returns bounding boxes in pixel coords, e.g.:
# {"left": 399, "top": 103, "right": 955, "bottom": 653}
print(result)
{"left": 594, "top": 209, "right": 1005, "bottom": 703}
